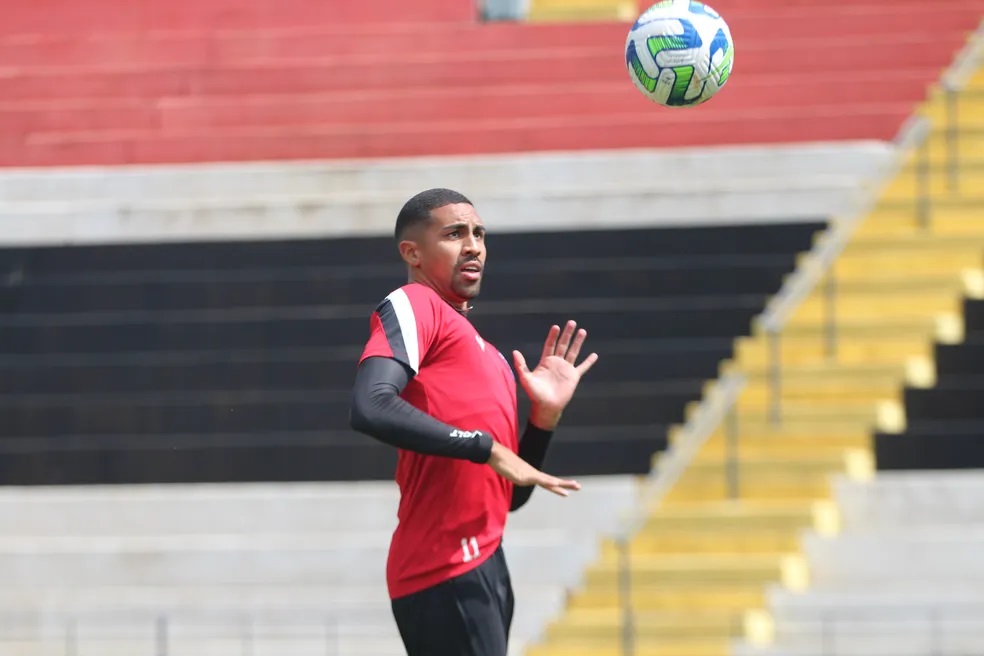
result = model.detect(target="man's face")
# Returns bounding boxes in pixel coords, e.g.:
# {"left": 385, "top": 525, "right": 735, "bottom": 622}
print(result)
{"left": 401, "top": 202, "right": 487, "bottom": 307}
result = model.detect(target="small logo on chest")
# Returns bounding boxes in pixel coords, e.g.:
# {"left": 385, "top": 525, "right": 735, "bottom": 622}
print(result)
{"left": 475, "top": 335, "right": 485, "bottom": 351}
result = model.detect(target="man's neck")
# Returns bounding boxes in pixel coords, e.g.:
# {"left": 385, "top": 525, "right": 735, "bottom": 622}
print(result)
{"left": 408, "top": 278, "right": 472, "bottom": 315}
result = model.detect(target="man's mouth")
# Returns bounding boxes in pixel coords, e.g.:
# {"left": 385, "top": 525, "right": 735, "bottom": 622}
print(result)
{"left": 459, "top": 262, "right": 482, "bottom": 282}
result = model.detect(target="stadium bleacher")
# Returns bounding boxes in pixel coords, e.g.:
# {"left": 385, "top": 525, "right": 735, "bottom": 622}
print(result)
{"left": 521, "top": 6, "right": 984, "bottom": 656}
{"left": 732, "top": 471, "right": 984, "bottom": 656}
{"left": 0, "top": 1, "right": 978, "bottom": 165}
{"left": 722, "top": 27, "right": 984, "bottom": 656}
{"left": 0, "top": 477, "right": 638, "bottom": 655}
{"left": 0, "top": 221, "right": 823, "bottom": 485}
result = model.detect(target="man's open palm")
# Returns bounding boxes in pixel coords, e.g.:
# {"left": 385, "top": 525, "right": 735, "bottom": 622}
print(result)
{"left": 513, "top": 320, "right": 598, "bottom": 415}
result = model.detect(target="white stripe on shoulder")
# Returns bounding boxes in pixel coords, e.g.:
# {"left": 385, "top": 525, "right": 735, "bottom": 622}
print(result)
{"left": 386, "top": 288, "right": 420, "bottom": 373}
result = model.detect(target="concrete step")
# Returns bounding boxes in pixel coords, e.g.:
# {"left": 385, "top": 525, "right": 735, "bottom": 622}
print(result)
{"left": 802, "top": 527, "right": 984, "bottom": 586}
{"left": 0, "top": 530, "right": 596, "bottom": 587}
{"left": 735, "top": 321, "right": 937, "bottom": 367}
{"left": 842, "top": 231, "right": 984, "bottom": 251}
{"left": 585, "top": 553, "right": 785, "bottom": 587}
{"left": 0, "top": 482, "right": 401, "bottom": 535}
{"left": 731, "top": 392, "right": 896, "bottom": 413}
{"left": 601, "top": 530, "right": 799, "bottom": 556}
{"left": 726, "top": 365, "right": 904, "bottom": 404}
{"left": 0, "top": 478, "right": 634, "bottom": 537}
{"left": 693, "top": 433, "right": 871, "bottom": 460}
{"left": 640, "top": 501, "right": 818, "bottom": 531}
{"left": 0, "top": 178, "right": 851, "bottom": 246}
{"left": 0, "top": 582, "right": 560, "bottom": 614}
{"left": 830, "top": 250, "right": 984, "bottom": 277}
{"left": 765, "top": 583, "right": 984, "bottom": 621}
{"left": 902, "top": 132, "right": 984, "bottom": 166}
{"left": 0, "top": 636, "right": 410, "bottom": 656}
{"left": 786, "top": 292, "right": 963, "bottom": 323}
{"left": 598, "top": 502, "right": 817, "bottom": 556}
{"left": 544, "top": 608, "right": 745, "bottom": 641}
{"left": 0, "top": 583, "right": 559, "bottom": 655}
{"left": 0, "top": 142, "right": 886, "bottom": 203}
{"left": 735, "top": 634, "right": 984, "bottom": 656}
{"left": 856, "top": 213, "right": 984, "bottom": 239}
{"left": 665, "top": 455, "right": 853, "bottom": 503}
{"left": 727, "top": 362, "right": 906, "bottom": 383}
{"left": 568, "top": 583, "right": 766, "bottom": 611}
{"left": 684, "top": 421, "right": 872, "bottom": 445}
{"left": 684, "top": 405, "right": 879, "bottom": 426}
{"left": 833, "top": 471, "right": 984, "bottom": 529}
{"left": 880, "top": 167, "right": 984, "bottom": 198}
{"left": 526, "top": 636, "right": 730, "bottom": 656}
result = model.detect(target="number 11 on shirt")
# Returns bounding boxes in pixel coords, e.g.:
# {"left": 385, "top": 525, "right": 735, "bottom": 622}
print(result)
{"left": 461, "top": 536, "right": 481, "bottom": 563}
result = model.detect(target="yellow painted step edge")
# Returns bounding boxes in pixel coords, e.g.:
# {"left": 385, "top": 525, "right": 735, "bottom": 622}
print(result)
{"left": 965, "top": 268, "right": 984, "bottom": 299}
{"left": 742, "top": 449, "right": 872, "bottom": 646}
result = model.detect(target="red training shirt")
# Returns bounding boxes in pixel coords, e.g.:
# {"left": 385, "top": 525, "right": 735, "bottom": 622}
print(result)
{"left": 358, "top": 282, "right": 519, "bottom": 599}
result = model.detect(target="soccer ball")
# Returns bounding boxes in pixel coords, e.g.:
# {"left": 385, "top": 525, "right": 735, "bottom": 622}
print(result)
{"left": 625, "top": 0, "right": 734, "bottom": 107}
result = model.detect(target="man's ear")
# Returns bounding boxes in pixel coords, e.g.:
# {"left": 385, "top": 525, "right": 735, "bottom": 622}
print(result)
{"left": 398, "top": 239, "right": 421, "bottom": 267}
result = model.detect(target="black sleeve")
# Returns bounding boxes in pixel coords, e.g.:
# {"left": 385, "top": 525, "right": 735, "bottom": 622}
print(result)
{"left": 509, "top": 421, "right": 556, "bottom": 512}
{"left": 349, "top": 356, "right": 494, "bottom": 463}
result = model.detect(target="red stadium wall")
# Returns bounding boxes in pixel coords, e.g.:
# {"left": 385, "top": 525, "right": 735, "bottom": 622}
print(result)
{"left": 0, "top": 0, "right": 980, "bottom": 166}
{"left": 0, "top": 0, "right": 477, "bottom": 34}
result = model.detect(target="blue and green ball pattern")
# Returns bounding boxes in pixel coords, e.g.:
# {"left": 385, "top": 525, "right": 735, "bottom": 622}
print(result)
{"left": 626, "top": 0, "right": 734, "bottom": 107}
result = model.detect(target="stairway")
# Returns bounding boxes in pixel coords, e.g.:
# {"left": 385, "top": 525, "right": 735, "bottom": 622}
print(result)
{"left": 522, "top": 30, "right": 984, "bottom": 656}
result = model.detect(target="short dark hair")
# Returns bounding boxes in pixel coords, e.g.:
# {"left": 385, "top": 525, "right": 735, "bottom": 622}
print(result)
{"left": 394, "top": 188, "right": 472, "bottom": 241}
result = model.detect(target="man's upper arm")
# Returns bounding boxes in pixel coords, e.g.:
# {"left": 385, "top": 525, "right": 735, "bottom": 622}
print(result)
{"left": 359, "top": 287, "right": 440, "bottom": 375}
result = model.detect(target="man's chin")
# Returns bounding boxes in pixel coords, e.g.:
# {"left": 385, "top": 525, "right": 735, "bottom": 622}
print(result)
{"left": 453, "top": 281, "right": 481, "bottom": 300}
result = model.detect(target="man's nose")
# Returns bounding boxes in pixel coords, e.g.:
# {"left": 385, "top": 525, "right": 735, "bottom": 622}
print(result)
{"left": 462, "top": 234, "right": 482, "bottom": 255}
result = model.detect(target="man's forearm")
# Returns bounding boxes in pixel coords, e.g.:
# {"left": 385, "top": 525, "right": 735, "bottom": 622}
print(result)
{"left": 529, "top": 406, "right": 563, "bottom": 431}
{"left": 510, "top": 421, "right": 555, "bottom": 511}
{"left": 349, "top": 357, "right": 494, "bottom": 463}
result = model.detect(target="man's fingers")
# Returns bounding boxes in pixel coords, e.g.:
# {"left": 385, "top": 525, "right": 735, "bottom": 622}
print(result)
{"left": 540, "top": 325, "right": 560, "bottom": 364}
{"left": 512, "top": 350, "right": 530, "bottom": 376}
{"left": 576, "top": 352, "right": 599, "bottom": 376}
{"left": 554, "top": 320, "right": 576, "bottom": 357}
{"left": 538, "top": 475, "right": 581, "bottom": 497}
{"left": 566, "top": 328, "right": 587, "bottom": 363}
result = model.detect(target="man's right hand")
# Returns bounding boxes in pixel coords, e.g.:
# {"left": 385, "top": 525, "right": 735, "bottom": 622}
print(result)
{"left": 486, "top": 441, "right": 581, "bottom": 497}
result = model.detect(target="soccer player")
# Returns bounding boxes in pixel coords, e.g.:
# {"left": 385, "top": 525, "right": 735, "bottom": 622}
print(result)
{"left": 349, "top": 188, "right": 598, "bottom": 656}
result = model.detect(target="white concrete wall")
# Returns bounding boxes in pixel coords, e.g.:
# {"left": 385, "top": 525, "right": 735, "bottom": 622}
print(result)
{"left": 0, "top": 141, "right": 894, "bottom": 246}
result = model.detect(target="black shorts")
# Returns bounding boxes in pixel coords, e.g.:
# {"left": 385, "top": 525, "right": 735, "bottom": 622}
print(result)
{"left": 391, "top": 544, "right": 514, "bottom": 656}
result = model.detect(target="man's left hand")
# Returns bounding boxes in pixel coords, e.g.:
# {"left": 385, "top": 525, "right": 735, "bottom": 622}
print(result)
{"left": 513, "top": 320, "right": 599, "bottom": 430}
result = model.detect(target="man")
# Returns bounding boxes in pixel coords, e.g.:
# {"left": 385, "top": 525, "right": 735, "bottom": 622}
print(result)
{"left": 349, "top": 188, "right": 598, "bottom": 656}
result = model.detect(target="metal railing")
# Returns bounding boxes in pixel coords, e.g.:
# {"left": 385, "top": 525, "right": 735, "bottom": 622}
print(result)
{"left": 0, "top": 609, "right": 393, "bottom": 656}
{"left": 614, "top": 371, "right": 747, "bottom": 656}
{"left": 771, "top": 603, "right": 984, "bottom": 656}
{"left": 756, "top": 19, "right": 984, "bottom": 425}
{"left": 1, "top": 603, "right": 982, "bottom": 656}
{"left": 611, "top": 20, "right": 984, "bottom": 656}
